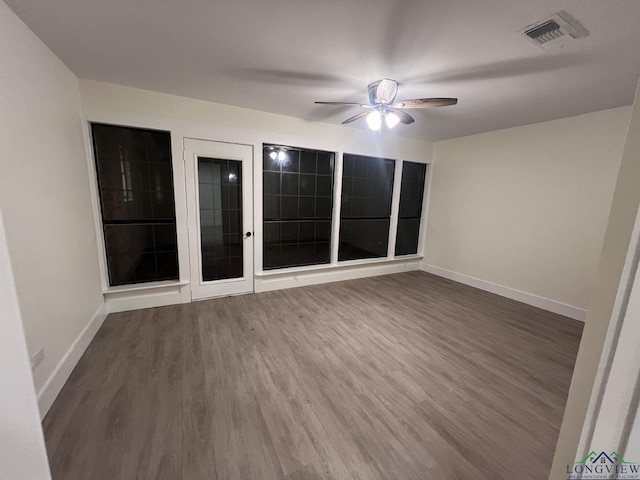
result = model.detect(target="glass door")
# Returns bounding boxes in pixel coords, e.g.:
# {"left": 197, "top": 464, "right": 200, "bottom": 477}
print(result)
{"left": 184, "top": 139, "right": 253, "bottom": 299}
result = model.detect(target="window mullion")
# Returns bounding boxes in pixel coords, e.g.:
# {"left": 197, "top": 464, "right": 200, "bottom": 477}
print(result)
{"left": 330, "top": 152, "right": 343, "bottom": 265}
{"left": 388, "top": 160, "right": 403, "bottom": 259}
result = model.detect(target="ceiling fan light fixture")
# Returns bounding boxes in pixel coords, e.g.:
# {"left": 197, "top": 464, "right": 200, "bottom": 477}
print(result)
{"left": 366, "top": 110, "right": 382, "bottom": 131}
{"left": 277, "top": 150, "right": 286, "bottom": 161}
{"left": 315, "top": 78, "right": 458, "bottom": 131}
{"left": 269, "top": 151, "right": 277, "bottom": 160}
{"left": 385, "top": 112, "right": 400, "bottom": 129}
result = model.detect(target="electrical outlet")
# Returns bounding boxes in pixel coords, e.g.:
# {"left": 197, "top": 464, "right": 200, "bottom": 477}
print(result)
{"left": 30, "top": 348, "right": 44, "bottom": 372}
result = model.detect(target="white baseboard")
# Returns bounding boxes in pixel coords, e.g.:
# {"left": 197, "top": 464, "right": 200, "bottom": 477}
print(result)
{"left": 255, "top": 259, "right": 421, "bottom": 293}
{"left": 105, "top": 286, "right": 183, "bottom": 313}
{"left": 37, "top": 302, "right": 108, "bottom": 418}
{"left": 420, "top": 263, "right": 587, "bottom": 322}
{"left": 103, "top": 261, "right": 422, "bottom": 309}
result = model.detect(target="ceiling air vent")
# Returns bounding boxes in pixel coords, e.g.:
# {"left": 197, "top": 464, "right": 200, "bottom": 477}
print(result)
{"left": 519, "top": 11, "right": 588, "bottom": 49}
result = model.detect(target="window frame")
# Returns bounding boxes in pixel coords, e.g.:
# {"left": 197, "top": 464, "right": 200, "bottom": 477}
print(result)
{"left": 395, "top": 161, "right": 428, "bottom": 257}
{"left": 255, "top": 150, "right": 430, "bottom": 277}
{"left": 88, "top": 125, "right": 431, "bottom": 288}
{"left": 338, "top": 153, "right": 397, "bottom": 262}
{"left": 90, "top": 122, "right": 180, "bottom": 288}
{"left": 261, "top": 143, "right": 336, "bottom": 271}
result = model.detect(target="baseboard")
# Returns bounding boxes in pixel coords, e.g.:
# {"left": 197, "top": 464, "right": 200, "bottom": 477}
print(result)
{"left": 104, "top": 262, "right": 422, "bottom": 308}
{"left": 37, "top": 302, "right": 108, "bottom": 418}
{"left": 420, "top": 263, "right": 587, "bottom": 322}
{"left": 105, "top": 286, "right": 183, "bottom": 313}
{"left": 255, "top": 259, "right": 421, "bottom": 293}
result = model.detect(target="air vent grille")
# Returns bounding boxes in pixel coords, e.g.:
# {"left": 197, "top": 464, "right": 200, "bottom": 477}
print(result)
{"left": 518, "top": 12, "right": 588, "bottom": 49}
{"left": 525, "top": 20, "right": 562, "bottom": 43}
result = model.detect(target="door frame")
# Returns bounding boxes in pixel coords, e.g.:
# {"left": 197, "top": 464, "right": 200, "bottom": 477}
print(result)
{"left": 183, "top": 138, "right": 254, "bottom": 300}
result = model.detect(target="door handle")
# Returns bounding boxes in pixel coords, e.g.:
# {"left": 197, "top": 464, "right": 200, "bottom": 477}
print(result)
{"left": 244, "top": 231, "right": 252, "bottom": 238}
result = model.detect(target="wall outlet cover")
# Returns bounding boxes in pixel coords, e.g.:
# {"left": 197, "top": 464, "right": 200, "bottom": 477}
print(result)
{"left": 31, "top": 347, "right": 44, "bottom": 372}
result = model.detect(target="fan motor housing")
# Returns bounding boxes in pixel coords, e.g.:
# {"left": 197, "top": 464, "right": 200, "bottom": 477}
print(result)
{"left": 368, "top": 79, "right": 398, "bottom": 105}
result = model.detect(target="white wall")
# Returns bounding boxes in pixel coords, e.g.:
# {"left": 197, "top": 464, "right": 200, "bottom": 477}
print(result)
{"left": 423, "top": 107, "right": 631, "bottom": 320}
{"left": 0, "top": 210, "right": 51, "bottom": 480}
{"left": 585, "top": 219, "right": 640, "bottom": 455}
{"left": 0, "top": 1, "right": 104, "bottom": 416}
{"left": 626, "top": 389, "right": 640, "bottom": 456}
{"left": 79, "top": 80, "right": 433, "bottom": 310}
{"left": 550, "top": 79, "right": 640, "bottom": 479}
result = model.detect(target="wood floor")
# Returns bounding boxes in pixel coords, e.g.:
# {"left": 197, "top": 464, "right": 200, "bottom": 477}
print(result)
{"left": 43, "top": 271, "right": 583, "bottom": 479}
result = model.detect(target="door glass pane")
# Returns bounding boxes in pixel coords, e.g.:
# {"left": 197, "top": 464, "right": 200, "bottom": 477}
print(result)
{"left": 198, "top": 157, "right": 243, "bottom": 281}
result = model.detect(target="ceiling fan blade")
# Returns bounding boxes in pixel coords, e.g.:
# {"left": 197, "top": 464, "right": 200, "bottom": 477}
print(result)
{"left": 341, "top": 111, "right": 370, "bottom": 124}
{"left": 390, "top": 109, "right": 415, "bottom": 124}
{"left": 369, "top": 78, "right": 398, "bottom": 105}
{"left": 391, "top": 98, "right": 458, "bottom": 108}
{"left": 315, "top": 101, "right": 371, "bottom": 107}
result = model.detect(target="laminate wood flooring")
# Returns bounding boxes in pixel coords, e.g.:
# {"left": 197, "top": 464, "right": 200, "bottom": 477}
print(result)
{"left": 43, "top": 271, "right": 583, "bottom": 479}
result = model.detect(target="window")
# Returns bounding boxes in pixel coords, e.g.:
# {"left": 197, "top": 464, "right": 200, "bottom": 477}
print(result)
{"left": 395, "top": 162, "right": 427, "bottom": 256}
{"left": 91, "top": 123, "right": 178, "bottom": 286}
{"left": 263, "top": 145, "right": 334, "bottom": 269}
{"left": 339, "top": 154, "right": 395, "bottom": 261}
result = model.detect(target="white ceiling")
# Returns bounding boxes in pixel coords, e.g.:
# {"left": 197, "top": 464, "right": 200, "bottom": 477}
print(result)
{"left": 6, "top": 0, "right": 640, "bottom": 141}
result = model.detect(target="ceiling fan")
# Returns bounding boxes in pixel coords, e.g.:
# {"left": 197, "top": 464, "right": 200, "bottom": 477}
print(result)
{"left": 315, "top": 78, "right": 457, "bottom": 131}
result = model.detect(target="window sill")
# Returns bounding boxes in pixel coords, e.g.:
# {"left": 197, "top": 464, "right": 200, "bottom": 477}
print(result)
{"left": 102, "top": 256, "right": 423, "bottom": 292}
{"left": 255, "top": 255, "right": 422, "bottom": 278}
{"left": 103, "top": 279, "right": 189, "bottom": 294}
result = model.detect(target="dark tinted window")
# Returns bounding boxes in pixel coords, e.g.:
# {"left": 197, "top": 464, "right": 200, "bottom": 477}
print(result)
{"left": 339, "top": 154, "right": 395, "bottom": 261}
{"left": 395, "top": 162, "right": 427, "bottom": 256}
{"left": 263, "top": 145, "right": 334, "bottom": 269}
{"left": 92, "top": 123, "right": 178, "bottom": 286}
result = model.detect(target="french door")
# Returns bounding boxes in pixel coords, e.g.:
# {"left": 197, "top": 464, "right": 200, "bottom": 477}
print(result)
{"left": 184, "top": 139, "right": 254, "bottom": 300}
